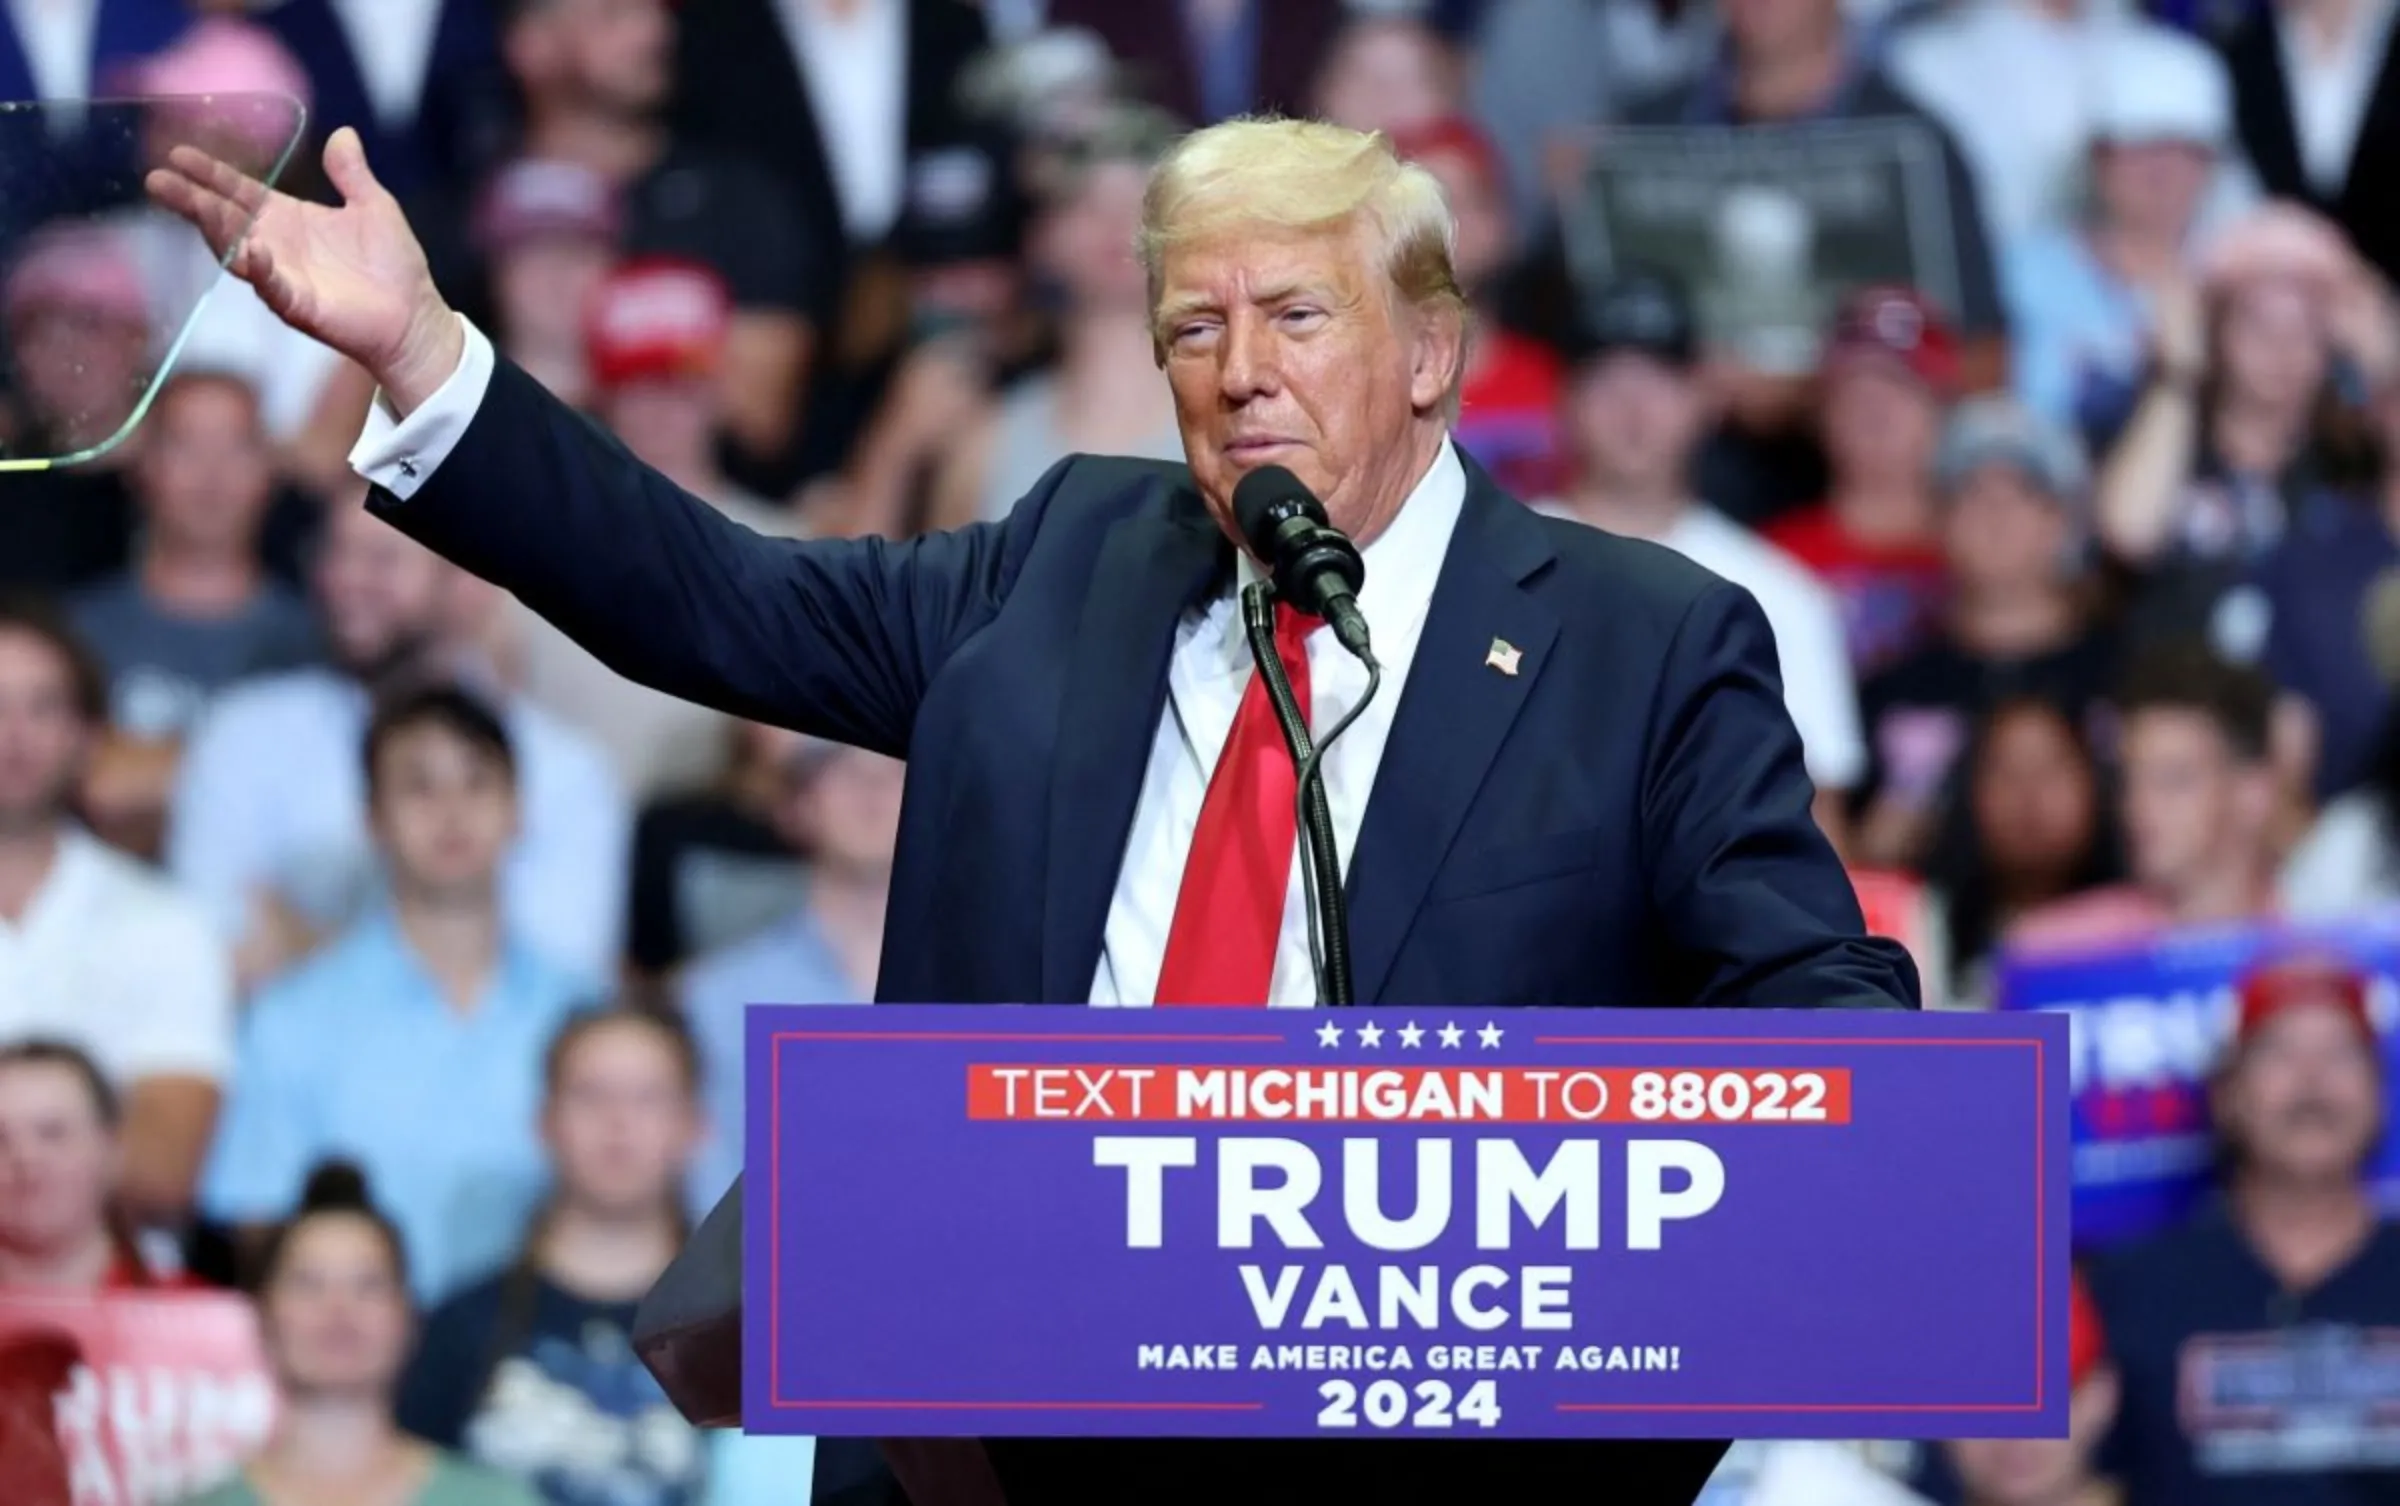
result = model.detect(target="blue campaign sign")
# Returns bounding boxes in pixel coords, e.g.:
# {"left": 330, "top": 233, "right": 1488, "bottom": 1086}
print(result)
{"left": 1993, "top": 913, "right": 2400, "bottom": 1249}
{"left": 744, "top": 1005, "right": 2071, "bottom": 1442}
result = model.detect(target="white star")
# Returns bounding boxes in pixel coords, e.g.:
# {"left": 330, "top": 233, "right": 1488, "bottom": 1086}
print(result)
{"left": 1477, "top": 1022, "right": 1505, "bottom": 1049}
{"left": 1354, "top": 1022, "right": 1385, "bottom": 1048}
{"left": 1316, "top": 1021, "right": 1344, "bottom": 1048}
{"left": 1437, "top": 1022, "right": 1465, "bottom": 1048}
{"left": 1397, "top": 1021, "right": 1425, "bottom": 1048}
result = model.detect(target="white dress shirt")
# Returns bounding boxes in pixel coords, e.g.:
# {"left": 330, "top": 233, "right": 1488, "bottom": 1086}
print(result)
{"left": 0, "top": 826, "right": 235, "bottom": 1087}
{"left": 775, "top": 0, "right": 909, "bottom": 244}
{"left": 2278, "top": 0, "right": 2398, "bottom": 196}
{"left": 329, "top": 0, "right": 445, "bottom": 129}
{"left": 350, "top": 318, "right": 1463, "bottom": 1010}
{"left": 1090, "top": 442, "right": 1463, "bottom": 1009}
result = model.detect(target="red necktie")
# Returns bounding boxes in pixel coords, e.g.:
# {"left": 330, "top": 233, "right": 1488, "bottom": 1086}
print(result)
{"left": 1154, "top": 604, "right": 1316, "bottom": 1005}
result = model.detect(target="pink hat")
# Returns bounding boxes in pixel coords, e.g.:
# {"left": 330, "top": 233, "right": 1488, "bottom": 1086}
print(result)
{"left": 2, "top": 224, "right": 148, "bottom": 328}
{"left": 474, "top": 157, "right": 623, "bottom": 254}
{"left": 120, "top": 18, "right": 312, "bottom": 108}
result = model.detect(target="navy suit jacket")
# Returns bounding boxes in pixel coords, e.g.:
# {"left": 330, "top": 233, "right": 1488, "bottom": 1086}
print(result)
{"left": 371, "top": 357, "right": 1919, "bottom": 1016}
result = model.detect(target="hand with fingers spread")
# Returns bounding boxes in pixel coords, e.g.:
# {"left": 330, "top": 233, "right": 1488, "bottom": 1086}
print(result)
{"left": 145, "top": 125, "right": 465, "bottom": 415}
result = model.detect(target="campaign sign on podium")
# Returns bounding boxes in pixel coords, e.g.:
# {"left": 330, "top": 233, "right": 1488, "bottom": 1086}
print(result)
{"left": 745, "top": 1006, "right": 2069, "bottom": 1440}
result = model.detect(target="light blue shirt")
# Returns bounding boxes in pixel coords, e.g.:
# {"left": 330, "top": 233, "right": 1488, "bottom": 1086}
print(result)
{"left": 167, "top": 667, "right": 632, "bottom": 985}
{"left": 677, "top": 907, "right": 862, "bottom": 1212}
{"left": 200, "top": 913, "right": 602, "bottom": 1305}
{"left": 2002, "top": 227, "right": 2156, "bottom": 442}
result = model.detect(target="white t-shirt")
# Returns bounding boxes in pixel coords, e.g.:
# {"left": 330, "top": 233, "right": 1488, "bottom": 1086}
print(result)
{"left": 1538, "top": 500, "right": 1868, "bottom": 792}
{"left": 0, "top": 827, "right": 235, "bottom": 1085}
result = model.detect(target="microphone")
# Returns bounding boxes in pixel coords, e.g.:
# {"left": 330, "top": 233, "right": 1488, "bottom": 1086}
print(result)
{"left": 1231, "top": 466, "right": 1374, "bottom": 663}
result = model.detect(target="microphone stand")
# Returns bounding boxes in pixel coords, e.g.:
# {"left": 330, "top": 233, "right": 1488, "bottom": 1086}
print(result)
{"left": 1242, "top": 581, "right": 1354, "bottom": 1007}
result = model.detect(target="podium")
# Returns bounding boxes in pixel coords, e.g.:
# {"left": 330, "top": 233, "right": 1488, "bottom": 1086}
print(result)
{"left": 633, "top": 1006, "right": 2069, "bottom": 1506}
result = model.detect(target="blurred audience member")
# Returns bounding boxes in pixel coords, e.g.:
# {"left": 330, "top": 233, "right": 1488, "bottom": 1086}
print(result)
{"left": 1308, "top": 12, "right": 1462, "bottom": 138}
{"left": 169, "top": 500, "right": 630, "bottom": 989}
{"left": 472, "top": 156, "right": 625, "bottom": 409}
{"left": 2010, "top": 644, "right": 2279, "bottom": 953}
{"left": 112, "top": 20, "right": 349, "bottom": 446}
{"left": 437, "top": 0, "right": 814, "bottom": 471}
{"left": 1392, "top": 115, "right": 1564, "bottom": 501}
{"left": 681, "top": 739, "right": 901, "bottom": 1207}
{"left": 2097, "top": 206, "right": 2392, "bottom": 641}
{"left": 398, "top": 1006, "right": 710, "bottom": 1506}
{"left": 1854, "top": 398, "right": 2116, "bottom": 870}
{"left": 257, "top": 0, "right": 502, "bottom": 203}
{"left": 1890, "top": 0, "right": 2241, "bottom": 246}
{"left": 1468, "top": 0, "right": 1717, "bottom": 225}
{"left": 71, "top": 372, "right": 317, "bottom": 853}
{"left": 1944, "top": 1272, "right": 2119, "bottom": 1506}
{"left": 2214, "top": 0, "right": 2400, "bottom": 287}
{"left": 1763, "top": 286, "right": 1959, "bottom": 674}
{"left": 2004, "top": 36, "right": 2237, "bottom": 444}
{"left": 2088, "top": 952, "right": 2400, "bottom": 1504}
{"left": 2221, "top": 353, "right": 2400, "bottom": 804}
{"left": 0, "top": 596, "right": 230, "bottom": 1222}
{"left": 2283, "top": 582, "right": 2400, "bottom": 917}
{"left": 1922, "top": 698, "right": 2117, "bottom": 1007}
{"left": 1041, "top": 0, "right": 1343, "bottom": 125}
{"left": 1, "top": 222, "right": 150, "bottom": 461}
{"left": 623, "top": 722, "right": 809, "bottom": 992}
{"left": 1537, "top": 269, "right": 1864, "bottom": 847}
{"left": 926, "top": 106, "right": 1184, "bottom": 529}
{"left": 503, "top": 259, "right": 803, "bottom": 800}
{"left": 1622, "top": 0, "right": 2016, "bottom": 529}
{"left": 174, "top": 1165, "right": 539, "bottom": 1506}
{"left": 200, "top": 689, "right": 599, "bottom": 1305}
{"left": 0, "top": 1040, "right": 203, "bottom": 1288}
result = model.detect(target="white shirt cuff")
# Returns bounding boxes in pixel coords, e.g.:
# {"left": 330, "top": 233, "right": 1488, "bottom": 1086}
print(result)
{"left": 347, "top": 313, "right": 497, "bottom": 501}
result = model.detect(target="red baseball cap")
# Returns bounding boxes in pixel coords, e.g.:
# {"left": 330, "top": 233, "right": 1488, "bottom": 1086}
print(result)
{"left": 585, "top": 258, "right": 731, "bottom": 390}
{"left": 1388, "top": 115, "right": 1505, "bottom": 189}
{"left": 2069, "top": 1271, "right": 2106, "bottom": 1389}
{"left": 2234, "top": 949, "right": 2377, "bottom": 1048}
{"left": 1825, "top": 284, "right": 1960, "bottom": 396}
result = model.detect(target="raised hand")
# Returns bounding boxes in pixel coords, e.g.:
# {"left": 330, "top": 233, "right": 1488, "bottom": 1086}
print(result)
{"left": 146, "top": 126, "right": 464, "bottom": 414}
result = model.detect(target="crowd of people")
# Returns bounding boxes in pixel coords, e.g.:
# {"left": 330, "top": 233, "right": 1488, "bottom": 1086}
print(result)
{"left": 1, "top": 0, "right": 2398, "bottom": 1502}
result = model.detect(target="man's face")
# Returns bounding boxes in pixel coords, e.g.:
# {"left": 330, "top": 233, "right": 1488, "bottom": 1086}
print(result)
{"left": 2095, "top": 140, "right": 2213, "bottom": 242}
{"left": 601, "top": 376, "right": 719, "bottom": 473}
{"left": 367, "top": 720, "right": 519, "bottom": 902}
{"left": 134, "top": 377, "right": 275, "bottom": 553}
{"left": 1035, "top": 161, "right": 1153, "bottom": 313}
{"left": 1943, "top": 462, "right": 2071, "bottom": 597}
{"left": 2221, "top": 1000, "right": 2384, "bottom": 1183}
{"left": 0, "top": 629, "right": 89, "bottom": 833}
{"left": 8, "top": 304, "right": 147, "bottom": 448}
{"left": 1565, "top": 351, "right": 1704, "bottom": 497}
{"left": 1158, "top": 219, "right": 1456, "bottom": 544}
{"left": 1417, "top": 147, "right": 1509, "bottom": 295}
{"left": 493, "top": 238, "right": 617, "bottom": 361}
{"left": 1822, "top": 359, "right": 1942, "bottom": 491}
{"left": 312, "top": 504, "right": 449, "bottom": 675}
{"left": 1312, "top": 20, "right": 1453, "bottom": 138}
{"left": 2118, "top": 707, "right": 2257, "bottom": 896}
{"left": 0, "top": 1061, "right": 116, "bottom": 1258}
{"left": 1722, "top": 0, "right": 1840, "bottom": 66}
{"left": 556, "top": 0, "right": 671, "bottom": 115}
{"left": 782, "top": 746, "right": 905, "bottom": 877}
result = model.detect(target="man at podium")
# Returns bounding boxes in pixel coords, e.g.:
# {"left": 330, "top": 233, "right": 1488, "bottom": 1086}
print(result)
{"left": 149, "top": 114, "right": 1919, "bottom": 1506}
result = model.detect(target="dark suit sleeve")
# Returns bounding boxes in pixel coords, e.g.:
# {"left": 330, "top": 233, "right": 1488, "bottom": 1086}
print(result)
{"left": 1640, "top": 582, "right": 1922, "bottom": 1010}
{"left": 367, "top": 358, "right": 1059, "bottom": 756}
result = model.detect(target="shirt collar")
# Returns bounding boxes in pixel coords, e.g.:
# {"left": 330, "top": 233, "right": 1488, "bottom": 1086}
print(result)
{"left": 1209, "top": 438, "right": 1468, "bottom": 676}
{"left": 353, "top": 905, "right": 543, "bottom": 1017}
{"left": 8, "top": 825, "right": 105, "bottom": 937}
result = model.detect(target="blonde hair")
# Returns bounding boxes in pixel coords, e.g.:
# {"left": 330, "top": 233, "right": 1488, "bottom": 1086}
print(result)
{"left": 1138, "top": 116, "right": 1470, "bottom": 414}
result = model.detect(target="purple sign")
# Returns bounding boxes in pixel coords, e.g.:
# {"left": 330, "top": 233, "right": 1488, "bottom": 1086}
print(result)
{"left": 744, "top": 1006, "right": 2070, "bottom": 1441}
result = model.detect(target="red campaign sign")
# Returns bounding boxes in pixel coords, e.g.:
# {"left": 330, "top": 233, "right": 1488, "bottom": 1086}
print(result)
{"left": 0, "top": 1290, "right": 276, "bottom": 1506}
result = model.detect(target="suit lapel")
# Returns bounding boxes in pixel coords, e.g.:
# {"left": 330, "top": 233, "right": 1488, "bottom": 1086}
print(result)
{"left": 1346, "top": 470, "right": 1559, "bottom": 1007}
{"left": 1039, "top": 490, "right": 1228, "bottom": 1001}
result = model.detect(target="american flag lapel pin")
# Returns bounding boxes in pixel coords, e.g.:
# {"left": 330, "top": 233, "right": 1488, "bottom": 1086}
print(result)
{"left": 1485, "top": 637, "right": 1522, "bottom": 676}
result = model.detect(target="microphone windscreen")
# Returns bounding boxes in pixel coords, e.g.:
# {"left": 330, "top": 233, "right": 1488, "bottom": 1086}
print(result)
{"left": 1231, "top": 465, "right": 1323, "bottom": 556}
